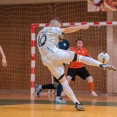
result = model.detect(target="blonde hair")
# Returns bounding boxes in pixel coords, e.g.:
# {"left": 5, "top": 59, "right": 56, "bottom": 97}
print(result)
{"left": 50, "top": 18, "right": 62, "bottom": 27}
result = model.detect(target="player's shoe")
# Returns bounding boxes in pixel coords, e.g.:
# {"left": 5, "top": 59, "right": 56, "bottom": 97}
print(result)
{"left": 35, "top": 84, "right": 42, "bottom": 97}
{"left": 99, "top": 64, "right": 116, "bottom": 71}
{"left": 75, "top": 102, "right": 85, "bottom": 111}
{"left": 55, "top": 97, "right": 66, "bottom": 104}
{"left": 91, "top": 91, "right": 98, "bottom": 97}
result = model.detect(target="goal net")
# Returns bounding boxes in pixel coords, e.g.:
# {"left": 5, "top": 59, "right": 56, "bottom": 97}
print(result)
{"left": 31, "top": 22, "right": 117, "bottom": 95}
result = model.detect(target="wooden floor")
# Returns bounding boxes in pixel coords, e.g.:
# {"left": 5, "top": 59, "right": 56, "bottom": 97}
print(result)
{"left": 0, "top": 93, "right": 117, "bottom": 117}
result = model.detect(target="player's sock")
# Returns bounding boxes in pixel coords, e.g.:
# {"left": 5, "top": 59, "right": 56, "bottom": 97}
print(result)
{"left": 86, "top": 77, "right": 97, "bottom": 96}
{"left": 42, "top": 84, "right": 55, "bottom": 89}
{"left": 57, "top": 83, "right": 63, "bottom": 97}
{"left": 88, "top": 82, "right": 94, "bottom": 92}
{"left": 61, "top": 80, "right": 80, "bottom": 104}
{"left": 86, "top": 76, "right": 94, "bottom": 92}
{"left": 79, "top": 56, "right": 101, "bottom": 67}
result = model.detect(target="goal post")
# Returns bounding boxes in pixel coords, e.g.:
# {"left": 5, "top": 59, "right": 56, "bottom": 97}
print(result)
{"left": 31, "top": 21, "right": 117, "bottom": 95}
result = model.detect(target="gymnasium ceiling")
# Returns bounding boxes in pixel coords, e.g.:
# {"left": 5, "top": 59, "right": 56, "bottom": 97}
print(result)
{"left": 0, "top": 0, "right": 86, "bottom": 5}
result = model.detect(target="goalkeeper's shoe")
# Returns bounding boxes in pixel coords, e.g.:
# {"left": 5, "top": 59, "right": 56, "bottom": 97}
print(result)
{"left": 35, "top": 84, "right": 42, "bottom": 97}
{"left": 99, "top": 64, "right": 116, "bottom": 71}
{"left": 75, "top": 102, "right": 85, "bottom": 111}
{"left": 91, "top": 91, "right": 98, "bottom": 97}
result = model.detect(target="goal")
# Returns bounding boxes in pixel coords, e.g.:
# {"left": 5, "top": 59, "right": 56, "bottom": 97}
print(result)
{"left": 31, "top": 21, "right": 117, "bottom": 95}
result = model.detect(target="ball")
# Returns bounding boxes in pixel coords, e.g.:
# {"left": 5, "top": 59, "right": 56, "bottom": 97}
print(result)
{"left": 97, "top": 52, "right": 110, "bottom": 64}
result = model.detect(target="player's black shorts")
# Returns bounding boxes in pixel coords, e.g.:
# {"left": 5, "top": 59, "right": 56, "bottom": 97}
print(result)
{"left": 67, "top": 67, "right": 90, "bottom": 81}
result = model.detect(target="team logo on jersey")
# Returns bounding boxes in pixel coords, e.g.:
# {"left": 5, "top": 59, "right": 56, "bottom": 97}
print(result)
{"left": 63, "top": 43, "right": 66, "bottom": 46}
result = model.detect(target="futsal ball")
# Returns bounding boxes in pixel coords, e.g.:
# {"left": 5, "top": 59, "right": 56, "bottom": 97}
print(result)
{"left": 97, "top": 52, "right": 110, "bottom": 64}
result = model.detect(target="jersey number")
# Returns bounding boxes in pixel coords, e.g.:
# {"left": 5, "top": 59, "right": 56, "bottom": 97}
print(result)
{"left": 38, "top": 34, "right": 47, "bottom": 47}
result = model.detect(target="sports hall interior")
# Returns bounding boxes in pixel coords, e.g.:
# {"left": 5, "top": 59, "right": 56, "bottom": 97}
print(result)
{"left": 0, "top": 0, "right": 117, "bottom": 117}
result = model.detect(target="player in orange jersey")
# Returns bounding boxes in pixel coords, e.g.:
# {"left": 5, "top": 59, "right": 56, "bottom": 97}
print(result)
{"left": 62, "top": 38, "right": 97, "bottom": 96}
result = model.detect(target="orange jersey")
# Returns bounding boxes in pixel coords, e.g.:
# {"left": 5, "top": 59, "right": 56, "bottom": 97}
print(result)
{"left": 70, "top": 47, "right": 89, "bottom": 68}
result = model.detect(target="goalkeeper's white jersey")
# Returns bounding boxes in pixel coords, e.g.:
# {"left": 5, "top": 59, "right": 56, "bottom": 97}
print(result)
{"left": 37, "top": 27, "right": 63, "bottom": 60}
